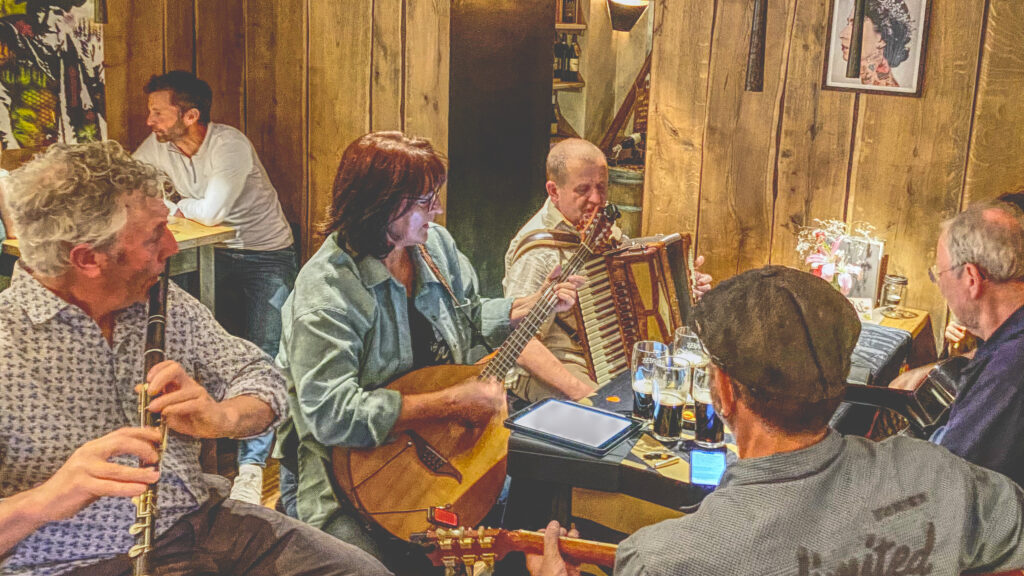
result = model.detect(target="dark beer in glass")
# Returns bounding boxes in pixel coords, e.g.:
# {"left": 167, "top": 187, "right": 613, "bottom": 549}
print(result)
{"left": 632, "top": 379, "right": 654, "bottom": 421}
{"left": 692, "top": 387, "right": 725, "bottom": 448}
{"left": 653, "top": 390, "right": 686, "bottom": 441}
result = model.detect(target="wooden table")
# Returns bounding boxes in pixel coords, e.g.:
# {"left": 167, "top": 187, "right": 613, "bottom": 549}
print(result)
{"left": 869, "top": 306, "right": 938, "bottom": 368}
{"left": 2, "top": 217, "right": 234, "bottom": 313}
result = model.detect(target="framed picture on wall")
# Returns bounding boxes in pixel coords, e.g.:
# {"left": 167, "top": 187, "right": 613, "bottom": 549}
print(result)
{"left": 822, "top": 0, "right": 930, "bottom": 96}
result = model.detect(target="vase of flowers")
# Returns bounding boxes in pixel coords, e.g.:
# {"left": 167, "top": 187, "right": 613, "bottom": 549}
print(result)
{"left": 795, "top": 219, "right": 875, "bottom": 296}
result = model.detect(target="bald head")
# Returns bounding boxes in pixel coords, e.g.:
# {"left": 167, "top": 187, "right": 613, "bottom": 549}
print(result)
{"left": 547, "top": 138, "right": 607, "bottom": 187}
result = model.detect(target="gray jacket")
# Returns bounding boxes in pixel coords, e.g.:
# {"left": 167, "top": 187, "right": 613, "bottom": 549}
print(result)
{"left": 616, "top": 430, "right": 1024, "bottom": 576}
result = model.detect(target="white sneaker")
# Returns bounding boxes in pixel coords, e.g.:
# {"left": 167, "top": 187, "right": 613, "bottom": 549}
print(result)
{"left": 230, "top": 463, "right": 264, "bottom": 505}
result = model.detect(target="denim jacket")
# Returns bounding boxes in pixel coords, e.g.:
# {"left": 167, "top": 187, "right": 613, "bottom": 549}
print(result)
{"left": 275, "top": 224, "right": 513, "bottom": 461}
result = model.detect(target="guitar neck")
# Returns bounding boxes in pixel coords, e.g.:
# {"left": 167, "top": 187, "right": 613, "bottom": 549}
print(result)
{"left": 504, "top": 530, "right": 619, "bottom": 567}
{"left": 481, "top": 241, "right": 594, "bottom": 380}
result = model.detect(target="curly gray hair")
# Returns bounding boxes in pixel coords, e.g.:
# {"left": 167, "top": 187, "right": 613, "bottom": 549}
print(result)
{"left": 2, "top": 140, "right": 169, "bottom": 277}
{"left": 944, "top": 202, "right": 1024, "bottom": 283}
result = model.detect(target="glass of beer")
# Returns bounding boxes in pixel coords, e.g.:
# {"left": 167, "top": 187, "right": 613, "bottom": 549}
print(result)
{"left": 651, "top": 356, "right": 690, "bottom": 442}
{"left": 631, "top": 340, "right": 668, "bottom": 424}
{"left": 690, "top": 356, "right": 725, "bottom": 449}
{"left": 672, "top": 327, "right": 709, "bottom": 429}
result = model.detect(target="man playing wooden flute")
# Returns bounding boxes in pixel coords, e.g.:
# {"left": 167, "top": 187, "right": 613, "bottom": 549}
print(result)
{"left": 0, "top": 141, "right": 389, "bottom": 576}
{"left": 532, "top": 266, "right": 1024, "bottom": 576}
{"left": 502, "top": 138, "right": 712, "bottom": 402}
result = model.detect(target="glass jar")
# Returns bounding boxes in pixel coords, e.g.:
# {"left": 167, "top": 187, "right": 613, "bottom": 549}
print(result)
{"left": 880, "top": 274, "right": 911, "bottom": 319}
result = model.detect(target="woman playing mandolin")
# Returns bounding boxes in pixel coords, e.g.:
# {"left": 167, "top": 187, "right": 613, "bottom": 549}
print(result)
{"left": 274, "top": 131, "right": 587, "bottom": 569}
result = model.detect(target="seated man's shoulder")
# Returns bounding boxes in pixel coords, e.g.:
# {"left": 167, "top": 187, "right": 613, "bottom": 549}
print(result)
{"left": 209, "top": 123, "right": 260, "bottom": 150}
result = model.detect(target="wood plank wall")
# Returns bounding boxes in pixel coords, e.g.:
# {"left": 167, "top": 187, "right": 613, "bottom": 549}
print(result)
{"left": 103, "top": 0, "right": 1022, "bottom": 346}
{"left": 103, "top": 0, "right": 449, "bottom": 260}
{"left": 645, "top": 0, "right": 1024, "bottom": 348}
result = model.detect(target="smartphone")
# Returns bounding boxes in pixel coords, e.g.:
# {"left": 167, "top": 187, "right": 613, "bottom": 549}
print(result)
{"left": 690, "top": 448, "right": 728, "bottom": 487}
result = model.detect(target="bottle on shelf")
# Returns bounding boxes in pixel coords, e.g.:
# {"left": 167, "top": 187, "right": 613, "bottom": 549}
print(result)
{"left": 565, "top": 34, "right": 581, "bottom": 83}
{"left": 553, "top": 36, "right": 563, "bottom": 81}
{"left": 557, "top": 34, "right": 570, "bottom": 82}
{"left": 562, "top": 0, "right": 577, "bottom": 24}
{"left": 551, "top": 93, "right": 560, "bottom": 136}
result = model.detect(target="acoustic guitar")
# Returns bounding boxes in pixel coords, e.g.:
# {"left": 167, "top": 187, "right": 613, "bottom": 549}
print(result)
{"left": 331, "top": 204, "right": 621, "bottom": 542}
{"left": 843, "top": 355, "right": 967, "bottom": 439}
{"left": 411, "top": 526, "right": 618, "bottom": 572}
{"left": 412, "top": 525, "right": 1024, "bottom": 576}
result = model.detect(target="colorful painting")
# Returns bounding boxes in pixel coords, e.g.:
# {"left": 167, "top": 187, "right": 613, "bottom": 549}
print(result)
{"left": 0, "top": 0, "right": 104, "bottom": 149}
{"left": 823, "top": 0, "right": 930, "bottom": 96}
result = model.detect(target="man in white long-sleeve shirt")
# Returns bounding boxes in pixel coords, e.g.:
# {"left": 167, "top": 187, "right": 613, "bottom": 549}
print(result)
{"left": 133, "top": 70, "right": 296, "bottom": 506}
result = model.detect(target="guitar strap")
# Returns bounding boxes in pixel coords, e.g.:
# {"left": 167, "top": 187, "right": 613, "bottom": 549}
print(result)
{"left": 416, "top": 244, "right": 494, "bottom": 354}
{"left": 510, "top": 228, "right": 581, "bottom": 263}
{"left": 510, "top": 228, "right": 586, "bottom": 346}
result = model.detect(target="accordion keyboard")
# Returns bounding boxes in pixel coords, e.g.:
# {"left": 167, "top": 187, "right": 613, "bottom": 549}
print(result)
{"left": 577, "top": 257, "right": 630, "bottom": 384}
{"left": 574, "top": 236, "right": 691, "bottom": 387}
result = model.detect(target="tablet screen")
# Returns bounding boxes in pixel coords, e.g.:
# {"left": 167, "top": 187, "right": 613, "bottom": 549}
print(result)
{"left": 511, "top": 400, "right": 633, "bottom": 449}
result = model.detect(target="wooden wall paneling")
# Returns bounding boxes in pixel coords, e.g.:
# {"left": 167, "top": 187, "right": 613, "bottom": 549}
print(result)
{"left": 405, "top": 0, "right": 450, "bottom": 226}
{"left": 164, "top": 0, "right": 196, "bottom": 72}
{"left": 195, "top": 0, "right": 245, "bottom": 129}
{"left": 371, "top": 0, "right": 404, "bottom": 133}
{"left": 102, "top": 0, "right": 129, "bottom": 146}
{"left": 768, "top": 0, "right": 855, "bottom": 268}
{"left": 847, "top": 0, "right": 987, "bottom": 349}
{"left": 694, "top": 0, "right": 795, "bottom": 281}
{"left": 962, "top": 0, "right": 1024, "bottom": 206}
{"left": 245, "top": 0, "right": 308, "bottom": 237}
{"left": 643, "top": 0, "right": 715, "bottom": 239}
{"left": 307, "top": 0, "right": 373, "bottom": 256}
{"left": 104, "top": 0, "right": 165, "bottom": 149}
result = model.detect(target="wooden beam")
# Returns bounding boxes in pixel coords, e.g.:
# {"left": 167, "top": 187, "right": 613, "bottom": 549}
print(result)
{"left": 962, "top": 0, "right": 1023, "bottom": 205}
{"left": 245, "top": 0, "right": 308, "bottom": 236}
{"left": 371, "top": 0, "right": 404, "bottom": 132}
{"left": 769, "top": 0, "right": 856, "bottom": 269}
{"left": 405, "top": 0, "right": 450, "bottom": 225}
{"left": 643, "top": 0, "right": 715, "bottom": 239}
{"left": 307, "top": 0, "right": 373, "bottom": 255}
{"left": 196, "top": 0, "right": 245, "bottom": 128}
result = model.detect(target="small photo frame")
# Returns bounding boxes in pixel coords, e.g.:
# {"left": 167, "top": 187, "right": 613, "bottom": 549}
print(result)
{"left": 839, "top": 237, "right": 886, "bottom": 307}
{"left": 823, "top": 0, "right": 930, "bottom": 96}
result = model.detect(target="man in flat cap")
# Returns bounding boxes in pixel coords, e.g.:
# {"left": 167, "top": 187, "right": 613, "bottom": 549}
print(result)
{"left": 530, "top": 266, "right": 1024, "bottom": 576}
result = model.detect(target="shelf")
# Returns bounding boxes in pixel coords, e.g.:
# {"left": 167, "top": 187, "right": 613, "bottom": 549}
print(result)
{"left": 553, "top": 80, "right": 585, "bottom": 91}
{"left": 556, "top": 22, "right": 587, "bottom": 32}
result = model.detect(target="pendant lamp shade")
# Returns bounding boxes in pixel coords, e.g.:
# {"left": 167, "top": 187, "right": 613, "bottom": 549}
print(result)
{"left": 607, "top": 0, "right": 648, "bottom": 32}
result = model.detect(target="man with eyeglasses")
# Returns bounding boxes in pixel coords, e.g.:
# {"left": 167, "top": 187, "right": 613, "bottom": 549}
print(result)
{"left": 892, "top": 201, "right": 1024, "bottom": 487}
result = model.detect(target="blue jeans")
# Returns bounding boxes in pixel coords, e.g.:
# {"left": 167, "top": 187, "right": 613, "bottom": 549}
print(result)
{"left": 215, "top": 245, "right": 297, "bottom": 469}
{"left": 278, "top": 461, "right": 299, "bottom": 518}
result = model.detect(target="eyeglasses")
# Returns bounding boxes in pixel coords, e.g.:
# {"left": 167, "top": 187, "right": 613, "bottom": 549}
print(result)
{"left": 413, "top": 190, "right": 442, "bottom": 211}
{"left": 928, "top": 263, "right": 964, "bottom": 284}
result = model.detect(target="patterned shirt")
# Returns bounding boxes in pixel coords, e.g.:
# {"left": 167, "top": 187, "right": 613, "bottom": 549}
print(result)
{"left": 0, "top": 265, "right": 287, "bottom": 575}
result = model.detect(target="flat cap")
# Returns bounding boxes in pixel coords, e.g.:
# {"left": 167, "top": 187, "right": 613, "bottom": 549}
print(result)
{"left": 692, "top": 265, "right": 861, "bottom": 402}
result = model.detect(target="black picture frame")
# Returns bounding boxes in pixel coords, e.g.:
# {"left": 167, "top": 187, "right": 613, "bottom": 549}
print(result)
{"left": 822, "top": 0, "right": 931, "bottom": 97}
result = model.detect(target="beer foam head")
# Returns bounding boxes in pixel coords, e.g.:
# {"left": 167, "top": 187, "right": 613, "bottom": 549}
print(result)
{"left": 691, "top": 265, "right": 861, "bottom": 403}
